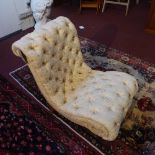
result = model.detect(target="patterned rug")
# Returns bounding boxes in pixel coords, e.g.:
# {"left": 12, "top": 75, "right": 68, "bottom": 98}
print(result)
{"left": 10, "top": 37, "right": 155, "bottom": 155}
{"left": 0, "top": 75, "right": 102, "bottom": 155}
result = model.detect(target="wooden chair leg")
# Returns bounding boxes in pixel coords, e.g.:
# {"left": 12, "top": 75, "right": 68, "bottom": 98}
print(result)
{"left": 136, "top": 0, "right": 139, "bottom": 5}
{"left": 125, "top": 0, "right": 130, "bottom": 16}
{"left": 97, "top": 0, "right": 100, "bottom": 13}
{"left": 80, "top": 0, "right": 82, "bottom": 12}
{"left": 100, "top": 0, "right": 103, "bottom": 10}
{"left": 102, "top": 1, "right": 106, "bottom": 12}
{"left": 125, "top": 3, "right": 129, "bottom": 16}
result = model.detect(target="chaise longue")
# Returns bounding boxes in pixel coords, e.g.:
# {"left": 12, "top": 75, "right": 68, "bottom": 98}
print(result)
{"left": 12, "top": 16, "right": 138, "bottom": 141}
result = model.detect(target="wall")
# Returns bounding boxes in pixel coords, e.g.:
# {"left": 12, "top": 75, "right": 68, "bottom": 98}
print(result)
{"left": 0, "top": 0, "right": 21, "bottom": 38}
{"left": 0, "top": 0, "right": 34, "bottom": 38}
{"left": 13, "top": 0, "right": 30, "bottom": 15}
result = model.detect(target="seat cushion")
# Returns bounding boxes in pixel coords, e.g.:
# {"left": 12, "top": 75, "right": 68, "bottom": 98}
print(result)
{"left": 61, "top": 71, "right": 138, "bottom": 140}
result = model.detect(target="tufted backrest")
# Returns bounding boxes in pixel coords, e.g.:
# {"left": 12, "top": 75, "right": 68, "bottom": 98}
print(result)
{"left": 12, "top": 16, "right": 92, "bottom": 107}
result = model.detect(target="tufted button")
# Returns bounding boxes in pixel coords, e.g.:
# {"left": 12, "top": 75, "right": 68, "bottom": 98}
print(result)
{"left": 59, "top": 55, "right": 63, "bottom": 60}
{"left": 52, "top": 87, "right": 59, "bottom": 95}
{"left": 63, "top": 87, "right": 65, "bottom": 94}
{"left": 42, "top": 49, "right": 47, "bottom": 54}
{"left": 55, "top": 77, "right": 59, "bottom": 81}
{"left": 51, "top": 64, "right": 54, "bottom": 69}
{"left": 70, "top": 70, "right": 73, "bottom": 75}
{"left": 64, "top": 97, "right": 67, "bottom": 104}
{"left": 66, "top": 58, "right": 69, "bottom": 63}
{"left": 26, "top": 36, "right": 34, "bottom": 41}
{"left": 65, "top": 22, "right": 69, "bottom": 27}
{"left": 54, "top": 87, "right": 59, "bottom": 94}
{"left": 107, "top": 107, "right": 112, "bottom": 111}
{"left": 54, "top": 41, "right": 57, "bottom": 46}
{"left": 61, "top": 45, "right": 65, "bottom": 50}
{"left": 48, "top": 75, "right": 52, "bottom": 81}
{"left": 123, "top": 81, "right": 127, "bottom": 85}
{"left": 42, "top": 61, "right": 46, "bottom": 66}
{"left": 64, "top": 32, "right": 68, "bottom": 38}
{"left": 78, "top": 71, "right": 82, "bottom": 75}
{"left": 82, "top": 84, "right": 87, "bottom": 88}
{"left": 102, "top": 77, "right": 108, "bottom": 80}
{"left": 135, "top": 82, "right": 138, "bottom": 88}
{"left": 122, "top": 107, "right": 125, "bottom": 111}
{"left": 62, "top": 78, "right": 65, "bottom": 83}
{"left": 55, "top": 29, "right": 59, "bottom": 35}
{"left": 102, "top": 95, "right": 110, "bottom": 102}
{"left": 124, "top": 107, "right": 128, "bottom": 112}
{"left": 114, "top": 122, "right": 119, "bottom": 127}
{"left": 128, "top": 93, "right": 131, "bottom": 98}
{"left": 92, "top": 81, "right": 97, "bottom": 84}
{"left": 69, "top": 47, "right": 72, "bottom": 52}
{"left": 29, "top": 45, "right": 34, "bottom": 50}
{"left": 79, "top": 62, "right": 83, "bottom": 67}
{"left": 69, "top": 79, "right": 73, "bottom": 83}
{"left": 96, "top": 85, "right": 101, "bottom": 90}
{"left": 64, "top": 68, "right": 67, "bottom": 73}
{"left": 75, "top": 50, "right": 79, "bottom": 55}
{"left": 58, "top": 67, "right": 61, "bottom": 71}
{"left": 88, "top": 96, "right": 94, "bottom": 103}
{"left": 73, "top": 104, "right": 79, "bottom": 109}
{"left": 91, "top": 108, "right": 97, "bottom": 114}
{"left": 73, "top": 59, "right": 76, "bottom": 65}
{"left": 71, "top": 87, "right": 75, "bottom": 91}
{"left": 116, "top": 93, "right": 121, "bottom": 97}
{"left": 43, "top": 36, "right": 48, "bottom": 41}
{"left": 51, "top": 53, "right": 55, "bottom": 57}
{"left": 96, "top": 88, "right": 101, "bottom": 91}
{"left": 89, "top": 74, "right": 94, "bottom": 78}
{"left": 74, "top": 96, "right": 78, "bottom": 100}
{"left": 71, "top": 36, "right": 75, "bottom": 42}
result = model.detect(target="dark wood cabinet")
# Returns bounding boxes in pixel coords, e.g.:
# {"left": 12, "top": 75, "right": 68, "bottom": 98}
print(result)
{"left": 145, "top": 0, "right": 155, "bottom": 35}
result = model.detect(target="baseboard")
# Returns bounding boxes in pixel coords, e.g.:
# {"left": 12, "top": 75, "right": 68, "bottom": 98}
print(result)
{"left": 0, "top": 30, "right": 22, "bottom": 41}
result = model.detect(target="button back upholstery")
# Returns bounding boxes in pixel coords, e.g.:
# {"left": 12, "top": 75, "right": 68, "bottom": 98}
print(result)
{"left": 12, "top": 16, "right": 138, "bottom": 141}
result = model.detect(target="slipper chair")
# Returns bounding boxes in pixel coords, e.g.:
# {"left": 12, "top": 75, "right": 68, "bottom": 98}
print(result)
{"left": 12, "top": 16, "right": 138, "bottom": 141}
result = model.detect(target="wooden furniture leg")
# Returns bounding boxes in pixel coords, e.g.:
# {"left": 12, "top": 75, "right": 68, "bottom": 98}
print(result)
{"left": 80, "top": 0, "right": 101, "bottom": 13}
{"left": 102, "top": 0, "right": 130, "bottom": 16}
{"left": 145, "top": 0, "right": 155, "bottom": 35}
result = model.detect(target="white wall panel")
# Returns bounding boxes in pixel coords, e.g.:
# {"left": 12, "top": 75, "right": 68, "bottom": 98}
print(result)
{"left": 0, "top": 0, "right": 21, "bottom": 38}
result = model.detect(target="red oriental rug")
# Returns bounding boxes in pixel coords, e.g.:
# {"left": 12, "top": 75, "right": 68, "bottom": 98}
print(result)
{"left": 10, "top": 37, "right": 155, "bottom": 155}
{"left": 0, "top": 75, "right": 102, "bottom": 155}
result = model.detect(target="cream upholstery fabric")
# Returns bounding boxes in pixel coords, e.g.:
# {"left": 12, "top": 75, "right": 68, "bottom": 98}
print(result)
{"left": 12, "top": 16, "right": 138, "bottom": 141}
